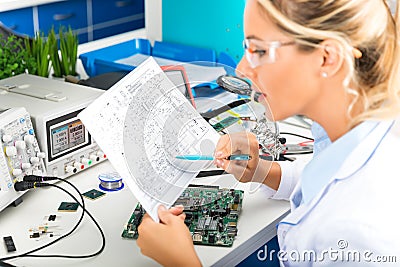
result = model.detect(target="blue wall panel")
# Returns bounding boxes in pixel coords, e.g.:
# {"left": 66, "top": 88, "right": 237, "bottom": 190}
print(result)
{"left": 162, "top": 0, "right": 245, "bottom": 63}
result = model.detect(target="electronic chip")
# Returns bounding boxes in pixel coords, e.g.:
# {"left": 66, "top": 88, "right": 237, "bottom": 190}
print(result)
{"left": 30, "top": 232, "right": 40, "bottom": 239}
{"left": 58, "top": 202, "right": 79, "bottom": 212}
{"left": 82, "top": 189, "right": 106, "bottom": 200}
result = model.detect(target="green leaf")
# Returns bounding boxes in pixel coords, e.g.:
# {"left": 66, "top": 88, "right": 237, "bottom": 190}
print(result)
{"left": 0, "top": 33, "right": 27, "bottom": 79}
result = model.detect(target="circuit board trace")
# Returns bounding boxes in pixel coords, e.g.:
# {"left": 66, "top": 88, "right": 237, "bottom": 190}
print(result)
{"left": 122, "top": 184, "right": 244, "bottom": 247}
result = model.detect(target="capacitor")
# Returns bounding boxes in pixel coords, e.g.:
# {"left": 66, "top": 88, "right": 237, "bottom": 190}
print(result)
{"left": 218, "top": 222, "right": 224, "bottom": 232}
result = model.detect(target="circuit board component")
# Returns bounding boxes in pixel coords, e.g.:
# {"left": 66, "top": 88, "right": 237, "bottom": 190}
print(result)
{"left": 211, "top": 116, "right": 240, "bottom": 132}
{"left": 122, "top": 184, "right": 244, "bottom": 247}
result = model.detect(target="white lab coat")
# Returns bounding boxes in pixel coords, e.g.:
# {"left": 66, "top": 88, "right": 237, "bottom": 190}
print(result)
{"left": 262, "top": 122, "right": 331, "bottom": 201}
{"left": 269, "top": 118, "right": 400, "bottom": 266}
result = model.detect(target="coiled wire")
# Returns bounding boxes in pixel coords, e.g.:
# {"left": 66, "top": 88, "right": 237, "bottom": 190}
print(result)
{"left": 248, "top": 90, "right": 282, "bottom": 160}
{"left": 251, "top": 117, "right": 282, "bottom": 160}
{"left": 98, "top": 172, "right": 124, "bottom": 191}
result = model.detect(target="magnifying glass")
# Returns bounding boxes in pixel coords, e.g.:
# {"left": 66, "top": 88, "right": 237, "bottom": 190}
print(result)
{"left": 216, "top": 74, "right": 283, "bottom": 161}
{"left": 216, "top": 74, "right": 261, "bottom": 101}
{"left": 216, "top": 75, "right": 252, "bottom": 95}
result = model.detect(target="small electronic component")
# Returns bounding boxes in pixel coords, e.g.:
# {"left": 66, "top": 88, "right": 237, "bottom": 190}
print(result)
{"left": 192, "top": 233, "right": 203, "bottom": 242}
{"left": 3, "top": 236, "right": 16, "bottom": 252}
{"left": 29, "top": 224, "right": 61, "bottom": 239}
{"left": 57, "top": 202, "right": 79, "bottom": 212}
{"left": 82, "top": 189, "right": 106, "bottom": 200}
{"left": 30, "top": 232, "right": 40, "bottom": 239}
{"left": 211, "top": 116, "right": 240, "bottom": 132}
{"left": 122, "top": 184, "right": 244, "bottom": 247}
{"left": 42, "top": 215, "right": 62, "bottom": 227}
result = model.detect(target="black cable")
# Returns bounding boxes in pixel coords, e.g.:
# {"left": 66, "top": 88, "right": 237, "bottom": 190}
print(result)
{"left": 200, "top": 99, "right": 251, "bottom": 122}
{"left": 279, "top": 155, "right": 296, "bottom": 162}
{"left": 0, "top": 179, "right": 105, "bottom": 261}
{"left": 22, "top": 176, "right": 106, "bottom": 259}
{"left": 279, "top": 132, "right": 314, "bottom": 141}
{"left": 283, "top": 150, "right": 314, "bottom": 156}
{"left": 26, "top": 183, "right": 106, "bottom": 259}
{"left": 0, "top": 182, "right": 85, "bottom": 261}
{"left": 195, "top": 169, "right": 226, "bottom": 178}
{"left": 0, "top": 260, "right": 16, "bottom": 267}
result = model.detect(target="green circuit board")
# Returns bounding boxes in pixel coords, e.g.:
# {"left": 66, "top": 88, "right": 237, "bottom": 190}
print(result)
{"left": 122, "top": 184, "right": 244, "bottom": 247}
{"left": 211, "top": 116, "right": 240, "bottom": 132}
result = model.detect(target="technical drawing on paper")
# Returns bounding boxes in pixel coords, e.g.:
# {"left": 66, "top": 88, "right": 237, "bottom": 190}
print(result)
{"left": 78, "top": 57, "right": 220, "bottom": 220}
{"left": 123, "top": 71, "right": 219, "bottom": 206}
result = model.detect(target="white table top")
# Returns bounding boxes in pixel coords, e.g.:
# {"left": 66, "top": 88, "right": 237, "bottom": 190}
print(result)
{"left": 0, "top": 160, "right": 291, "bottom": 267}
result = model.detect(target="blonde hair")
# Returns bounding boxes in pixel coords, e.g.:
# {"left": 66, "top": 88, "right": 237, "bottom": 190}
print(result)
{"left": 257, "top": 0, "right": 400, "bottom": 126}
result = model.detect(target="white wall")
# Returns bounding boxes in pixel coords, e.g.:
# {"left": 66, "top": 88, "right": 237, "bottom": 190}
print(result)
{"left": 145, "top": 0, "right": 162, "bottom": 44}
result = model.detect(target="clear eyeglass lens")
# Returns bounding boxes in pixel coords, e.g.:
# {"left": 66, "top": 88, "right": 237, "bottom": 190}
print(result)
{"left": 245, "top": 49, "right": 259, "bottom": 68}
{"left": 243, "top": 39, "right": 275, "bottom": 68}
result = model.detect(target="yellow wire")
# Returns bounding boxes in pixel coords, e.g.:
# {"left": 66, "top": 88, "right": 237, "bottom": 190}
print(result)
{"left": 226, "top": 110, "right": 243, "bottom": 125}
{"left": 226, "top": 110, "right": 241, "bottom": 118}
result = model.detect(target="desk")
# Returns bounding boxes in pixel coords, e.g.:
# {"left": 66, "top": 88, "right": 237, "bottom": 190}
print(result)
{"left": 0, "top": 160, "right": 292, "bottom": 267}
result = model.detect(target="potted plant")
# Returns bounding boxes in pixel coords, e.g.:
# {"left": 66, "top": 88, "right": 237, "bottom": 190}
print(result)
{"left": 49, "top": 26, "right": 79, "bottom": 78}
{"left": 0, "top": 34, "right": 32, "bottom": 79}
{"left": 24, "top": 32, "right": 51, "bottom": 78}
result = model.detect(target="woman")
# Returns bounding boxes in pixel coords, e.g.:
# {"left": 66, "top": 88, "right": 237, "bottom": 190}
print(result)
{"left": 137, "top": 0, "right": 400, "bottom": 266}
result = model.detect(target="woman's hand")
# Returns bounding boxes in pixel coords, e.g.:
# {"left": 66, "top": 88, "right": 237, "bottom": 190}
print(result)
{"left": 137, "top": 205, "right": 201, "bottom": 267}
{"left": 214, "top": 132, "right": 261, "bottom": 183}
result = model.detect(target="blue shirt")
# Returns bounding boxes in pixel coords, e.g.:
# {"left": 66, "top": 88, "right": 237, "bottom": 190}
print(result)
{"left": 277, "top": 118, "right": 399, "bottom": 266}
{"left": 300, "top": 121, "right": 378, "bottom": 205}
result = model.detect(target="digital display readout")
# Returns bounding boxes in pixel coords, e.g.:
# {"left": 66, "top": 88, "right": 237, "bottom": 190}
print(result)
{"left": 51, "top": 119, "right": 85, "bottom": 156}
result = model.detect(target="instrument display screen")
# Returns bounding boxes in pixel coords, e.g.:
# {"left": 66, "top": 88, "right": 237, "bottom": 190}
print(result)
{"left": 47, "top": 110, "right": 91, "bottom": 161}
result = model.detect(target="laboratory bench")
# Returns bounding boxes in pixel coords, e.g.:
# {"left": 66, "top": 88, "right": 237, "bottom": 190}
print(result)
{"left": 0, "top": 118, "right": 313, "bottom": 266}
{"left": 0, "top": 160, "right": 290, "bottom": 267}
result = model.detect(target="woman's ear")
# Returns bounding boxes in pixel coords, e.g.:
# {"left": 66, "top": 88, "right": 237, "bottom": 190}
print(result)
{"left": 319, "top": 40, "right": 344, "bottom": 78}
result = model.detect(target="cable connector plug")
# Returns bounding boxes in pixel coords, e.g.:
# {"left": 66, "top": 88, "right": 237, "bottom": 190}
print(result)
{"left": 23, "top": 175, "right": 57, "bottom": 182}
{"left": 14, "top": 181, "right": 49, "bottom": 191}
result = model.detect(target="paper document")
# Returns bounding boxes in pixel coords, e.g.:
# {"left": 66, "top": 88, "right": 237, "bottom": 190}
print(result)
{"left": 78, "top": 57, "right": 220, "bottom": 221}
{"left": 116, "top": 53, "right": 227, "bottom": 88}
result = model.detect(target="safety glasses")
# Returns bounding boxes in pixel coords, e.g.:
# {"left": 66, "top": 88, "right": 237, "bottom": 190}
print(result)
{"left": 243, "top": 38, "right": 295, "bottom": 68}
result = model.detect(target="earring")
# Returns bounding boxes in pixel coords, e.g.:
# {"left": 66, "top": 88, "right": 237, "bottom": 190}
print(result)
{"left": 321, "top": 72, "right": 328, "bottom": 78}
